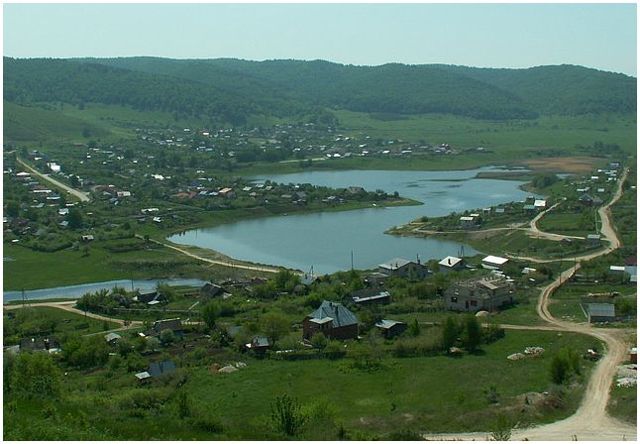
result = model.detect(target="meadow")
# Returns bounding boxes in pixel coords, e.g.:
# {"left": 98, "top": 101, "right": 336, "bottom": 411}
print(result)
{"left": 4, "top": 328, "right": 600, "bottom": 440}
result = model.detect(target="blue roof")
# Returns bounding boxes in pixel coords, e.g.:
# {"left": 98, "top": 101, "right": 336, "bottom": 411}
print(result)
{"left": 309, "top": 301, "right": 358, "bottom": 328}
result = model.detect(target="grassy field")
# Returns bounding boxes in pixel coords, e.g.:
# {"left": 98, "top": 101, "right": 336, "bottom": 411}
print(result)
{"left": 4, "top": 101, "right": 111, "bottom": 142}
{"left": 335, "top": 111, "right": 637, "bottom": 155}
{"left": 3, "top": 241, "right": 208, "bottom": 291}
{"left": 3, "top": 329, "right": 600, "bottom": 440}
{"left": 3, "top": 306, "right": 119, "bottom": 345}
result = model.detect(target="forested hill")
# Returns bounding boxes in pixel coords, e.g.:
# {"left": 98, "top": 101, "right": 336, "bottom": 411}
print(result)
{"left": 4, "top": 57, "right": 636, "bottom": 125}
{"left": 436, "top": 64, "right": 637, "bottom": 116}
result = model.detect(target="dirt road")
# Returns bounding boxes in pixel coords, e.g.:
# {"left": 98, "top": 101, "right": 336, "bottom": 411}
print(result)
{"left": 140, "top": 236, "right": 281, "bottom": 274}
{"left": 424, "top": 168, "right": 636, "bottom": 441}
{"left": 3, "top": 300, "right": 142, "bottom": 327}
{"left": 17, "top": 158, "right": 91, "bottom": 202}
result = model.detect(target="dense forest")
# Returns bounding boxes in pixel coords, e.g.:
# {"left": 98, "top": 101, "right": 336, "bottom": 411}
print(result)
{"left": 4, "top": 57, "right": 636, "bottom": 125}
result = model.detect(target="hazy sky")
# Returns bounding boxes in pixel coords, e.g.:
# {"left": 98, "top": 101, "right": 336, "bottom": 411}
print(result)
{"left": 3, "top": 3, "right": 637, "bottom": 76}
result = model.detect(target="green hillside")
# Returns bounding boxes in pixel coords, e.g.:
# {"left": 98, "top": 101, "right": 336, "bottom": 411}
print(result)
{"left": 3, "top": 101, "right": 110, "bottom": 142}
{"left": 4, "top": 57, "right": 637, "bottom": 126}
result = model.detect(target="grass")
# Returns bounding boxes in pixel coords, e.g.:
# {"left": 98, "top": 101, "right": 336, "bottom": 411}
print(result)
{"left": 3, "top": 241, "right": 207, "bottom": 291}
{"left": 3, "top": 101, "right": 111, "bottom": 142}
{"left": 3, "top": 329, "right": 600, "bottom": 440}
{"left": 335, "top": 110, "right": 637, "bottom": 156}
{"left": 3, "top": 306, "right": 119, "bottom": 345}
{"left": 607, "top": 381, "right": 637, "bottom": 425}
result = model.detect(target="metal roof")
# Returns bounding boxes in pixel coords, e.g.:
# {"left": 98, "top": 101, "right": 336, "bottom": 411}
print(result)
{"left": 375, "top": 319, "right": 406, "bottom": 329}
{"left": 439, "top": 256, "right": 463, "bottom": 267}
{"left": 587, "top": 303, "right": 615, "bottom": 318}
{"left": 309, "top": 301, "right": 358, "bottom": 328}
{"left": 379, "top": 258, "right": 412, "bottom": 270}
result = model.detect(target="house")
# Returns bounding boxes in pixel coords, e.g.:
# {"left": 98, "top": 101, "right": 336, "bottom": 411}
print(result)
{"left": 147, "top": 360, "right": 177, "bottom": 378}
{"left": 378, "top": 258, "right": 429, "bottom": 279}
{"left": 579, "top": 194, "right": 595, "bottom": 205}
{"left": 303, "top": 300, "right": 358, "bottom": 340}
{"left": 135, "top": 290, "right": 165, "bottom": 305}
{"left": 444, "top": 277, "right": 514, "bottom": 312}
{"left": 439, "top": 256, "right": 464, "bottom": 273}
{"left": 587, "top": 234, "right": 602, "bottom": 246}
{"left": 81, "top": 234, "right": 94, "bottom": 242}
{"left": 152, "top": 318, "right": 184, "bottom": 336}
{"left": 630, "top": 347, "right": 637, "bottom": 364}
{"left": 245, "top": 336, "right": 272, "bottom": 353}
{"left": 459, "top": 216, "right": 477, "bottom": 228}
{"left": 104, "top": 332, "right": 122, "bottom": 345}
{"left": 586, "top": 303, "right": 616, "bottom": 323}
{"left": 218, "top": 187, "right": 236, "bottom": 199}
{"left": 533, "top": 199, "right": 547, "bottom": 209}
{"left": 200, "top": 282, "right": 224, "bottom": 299}
{"left": 375, "top": 319, "right": 407, "bottom": 339}
{"left": 351, "top": 288, "right": 391, "bottom": 305}
{"left": 19, "top": 337, "right": 60, "bottom": 353}
{"left": 481, "top": 255, "right": 509, "bottom": 270}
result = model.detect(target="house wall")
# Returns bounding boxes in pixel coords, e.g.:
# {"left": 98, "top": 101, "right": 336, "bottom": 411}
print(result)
{"left": 383, "top": 263, "right": 429, "bottom": 279}
{"left": 302, "top": 317, "right": 358, "bottom": 340}
{"left": 444, "top": 285, "right": 513, "bottom": 312}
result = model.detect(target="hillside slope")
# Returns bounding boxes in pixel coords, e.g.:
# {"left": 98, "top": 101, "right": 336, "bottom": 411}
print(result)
{"left": 4, "top": 57, "right": 636, "bottom": 125}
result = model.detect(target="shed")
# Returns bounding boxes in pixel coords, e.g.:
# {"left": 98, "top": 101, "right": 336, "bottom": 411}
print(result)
{"left": 586, "top": 303, "right": 616, "bottom": 323}
{"left": 481, "top": 255, "right": 509, "bottom": 270}
{"left": 104, "top": 332, "right": 122, "bottom": 345}
{"left": 148, "top": 360, "right": 177, "bottom": 378}
{"left": 439, "top": 256, "right": 464, "bottom": 273}
{"left": 245, "top": 336, "right": 272, "bottom": 353}
{"left": 351, "top": 288, "right": 391, "bottom": 305}
{"left": 375, "top": 319, "right": 407, "bottom": 339}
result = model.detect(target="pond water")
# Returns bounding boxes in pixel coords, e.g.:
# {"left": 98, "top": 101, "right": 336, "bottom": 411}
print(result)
{"left": 168, "top": 168, "right": 535, "bottom": 275}
{"left": 3, "top": 278, "right": 208, "bottom": 303}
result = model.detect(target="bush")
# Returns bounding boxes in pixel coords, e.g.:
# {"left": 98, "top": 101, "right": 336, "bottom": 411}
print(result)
{"left": 322, "top": 341, "right": 346, "bottom": 360}
{"left": 271, "top": 394, "right": 307, "bottom": 436}
{"left": 10, "top": 352, "right": 62, "bottom": 399}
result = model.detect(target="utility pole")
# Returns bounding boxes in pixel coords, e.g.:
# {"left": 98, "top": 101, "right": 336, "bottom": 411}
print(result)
{"left": 350, "top": 250, "right": 354, "bottom": 271}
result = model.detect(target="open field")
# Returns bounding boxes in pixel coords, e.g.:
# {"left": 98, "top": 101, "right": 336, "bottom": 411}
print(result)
{"left": 3, "top": 306, "right": 119, "bottom": 345}
{"left": 523, "top": 157, "right": 606, "bottom": 174}
{"left": 3, "top": 242, "right": 209, "bottom": 291}
{"left": 3, "top": 328, "right": 599, "bottom": 440}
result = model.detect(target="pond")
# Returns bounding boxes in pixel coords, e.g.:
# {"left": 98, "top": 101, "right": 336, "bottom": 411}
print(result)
{"left": 168, "top": 168, "right": 536, "bottom": 275}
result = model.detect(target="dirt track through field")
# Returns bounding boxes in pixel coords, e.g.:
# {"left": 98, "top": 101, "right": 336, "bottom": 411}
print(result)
{"left": 424, "top": 168, "right": 636, "bottom": 441}
{"left": 3, "top": 300, "right": 142, "bottom": 328}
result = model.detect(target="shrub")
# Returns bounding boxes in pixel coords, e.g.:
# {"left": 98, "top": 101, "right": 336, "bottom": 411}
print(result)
{"left": 271, "top": 394, "right": 307, "bottom": 436}
{"left": 10, "top": 352, "right": 62, "bottom": 399}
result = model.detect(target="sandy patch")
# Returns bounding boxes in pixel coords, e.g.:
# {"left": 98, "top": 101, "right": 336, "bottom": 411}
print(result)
{"left": 523, "top": 156, "right": 603, "bottom": 173}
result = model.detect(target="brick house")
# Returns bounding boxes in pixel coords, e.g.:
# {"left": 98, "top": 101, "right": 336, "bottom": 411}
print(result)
{"left": 303, "top": 300, "right": 358, "bottom": 340}
{"left": 444, "top": 277, "right": 514, "bottom": 312}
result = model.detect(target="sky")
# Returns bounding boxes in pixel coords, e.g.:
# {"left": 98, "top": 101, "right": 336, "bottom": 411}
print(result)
{"left": 3, "top": 3, "right": 637, "bottom": 76}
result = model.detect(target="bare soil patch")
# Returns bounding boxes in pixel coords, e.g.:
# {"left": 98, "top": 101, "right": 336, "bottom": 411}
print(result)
{"left": 523, "top": 157, "right": 603, "bottom": 173}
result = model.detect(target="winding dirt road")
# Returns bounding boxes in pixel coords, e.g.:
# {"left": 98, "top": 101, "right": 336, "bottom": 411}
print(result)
{"left": 425, "top": 168, "right": 636, "bottom": 441}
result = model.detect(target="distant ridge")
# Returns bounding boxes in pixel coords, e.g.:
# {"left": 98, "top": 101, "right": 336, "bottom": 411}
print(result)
{"left": 4, "top": 57, "right": 636, "bottom": 125}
